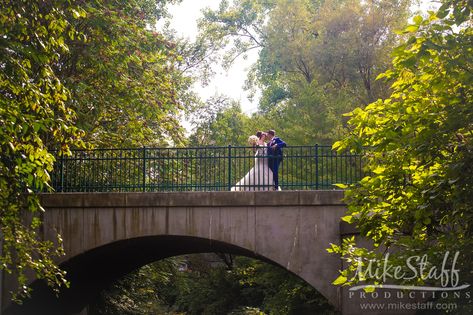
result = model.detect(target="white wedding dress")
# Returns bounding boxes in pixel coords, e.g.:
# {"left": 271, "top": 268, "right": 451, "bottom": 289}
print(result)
{"left": 231, "top": 146, "right": 274, "bottom": 191}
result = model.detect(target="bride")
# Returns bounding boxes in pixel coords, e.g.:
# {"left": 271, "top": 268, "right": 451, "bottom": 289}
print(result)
{"left": 231, "top": 131, "right": 275, "bottom": 191}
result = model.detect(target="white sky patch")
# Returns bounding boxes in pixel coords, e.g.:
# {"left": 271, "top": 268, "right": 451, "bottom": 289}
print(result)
{"left": 415, "top": 0, "right": 442, "bottom": 12}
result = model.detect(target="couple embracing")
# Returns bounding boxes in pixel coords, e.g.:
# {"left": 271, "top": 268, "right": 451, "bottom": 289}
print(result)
{"left": 231, "top": 130, "right": 286, "bottom": 191}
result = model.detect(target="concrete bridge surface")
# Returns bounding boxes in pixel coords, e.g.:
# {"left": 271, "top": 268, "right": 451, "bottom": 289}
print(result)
{"left": 1, "top": 191, "right": 406, "bottom": 315}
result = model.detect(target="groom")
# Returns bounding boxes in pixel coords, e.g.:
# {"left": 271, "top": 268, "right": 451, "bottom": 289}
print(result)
{"left": 266, "top": 130, "right": 286, "bottom": 190}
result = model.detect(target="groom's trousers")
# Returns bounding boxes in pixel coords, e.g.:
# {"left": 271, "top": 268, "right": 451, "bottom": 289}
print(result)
{"left": 270, "top": 157, "right": 282, "bottom": 190}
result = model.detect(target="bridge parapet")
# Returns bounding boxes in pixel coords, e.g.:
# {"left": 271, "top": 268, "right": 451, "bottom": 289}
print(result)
{"left": 40, "top": 190, "right": 346, "bottom": 208}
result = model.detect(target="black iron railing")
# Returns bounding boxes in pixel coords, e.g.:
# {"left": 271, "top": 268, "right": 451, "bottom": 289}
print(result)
{"left": 50, "top": 145, "right": 364, "bottom": 192}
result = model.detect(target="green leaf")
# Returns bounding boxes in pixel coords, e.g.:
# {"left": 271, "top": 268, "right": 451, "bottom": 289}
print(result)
{"left": 71, "top": 9, "right": 82, "bottom": 19}
{"left": 413, "top": 15, "right": 423, "bottom": 25}
{"left": 364, "top": 286, "right": 375, "bottom": 293}
{"left": 405, "top": 25, "right": 419, "bottom": 33}
{"left": 436, "top": 3, "right": 450, "bottom": 19}
{"left": 372, "top": 166, "right": 385, "bottom": 174}
{"left": 333, "top": 275, "right": 347, "bottom": 285}
{"left": 341, "top": 215, "right": 353, "bottom": 223}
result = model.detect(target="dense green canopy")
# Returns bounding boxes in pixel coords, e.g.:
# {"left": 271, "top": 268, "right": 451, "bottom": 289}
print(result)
{"left": 330, "top": 1, "right": 473, "bottom": 311}
{"left": 193, "top": 0, "right": 411, "bottom": 145}
{"left": 0, "top": 0, "right": 190, "bottom": 300}
{"left": 1, "top": 0, "right": 84, "bottom": 300}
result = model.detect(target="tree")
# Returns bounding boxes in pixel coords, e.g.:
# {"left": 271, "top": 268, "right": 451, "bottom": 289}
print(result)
{"left": 189, "top": 96, "right": 252, "bottom": 146}
{"left": 0, "top": 0, "right": 85, "bottom": 300}
{"left": 198, "top": 0, "right": 274, "bottom": 68}
{"left": 235, "top": 257, "right": 335, "bottom": 315}
{"left": 90, "top": 259, "right": 182, "bottom": 315}
{"left": 330, "top": 1, "right": 473, "bottom": 310}
{"left": 1, "top": 0, "right": 192, "bottom": 302}
{"left": 91, "top": 254, "right": 336, "bottom": 315}
{"left": 58, "top": 0, "right": 189, "bottom": 148}
{"left": 261, "top": 81, "right": 353, "bottom": 145}
{"left": 198, "top": 0, "right": 412, "bottom": 145}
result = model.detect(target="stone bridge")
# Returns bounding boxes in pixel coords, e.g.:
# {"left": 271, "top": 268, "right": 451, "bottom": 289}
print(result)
{"left": 2, "top": 191, "right": 392, "bottom": 315}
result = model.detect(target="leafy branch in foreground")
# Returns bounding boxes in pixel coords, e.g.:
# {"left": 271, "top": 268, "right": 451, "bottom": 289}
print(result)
{"left": 330, "top": 0, "right": 473, "bottom": 303}
{"left": 0, "top": 0, "right": 85, "bottom": 301}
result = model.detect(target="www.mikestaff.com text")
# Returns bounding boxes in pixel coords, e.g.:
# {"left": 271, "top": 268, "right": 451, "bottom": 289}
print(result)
{"left": 359, "top": 301, "right": 457, "bottom": 312}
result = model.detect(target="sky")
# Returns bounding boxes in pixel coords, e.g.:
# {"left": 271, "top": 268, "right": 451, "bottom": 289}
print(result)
{"left": 159, "top": 0, "right": 260, "bottom": 115}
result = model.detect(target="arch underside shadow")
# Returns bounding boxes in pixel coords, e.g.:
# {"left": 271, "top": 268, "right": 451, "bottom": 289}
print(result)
{"left": 5, "top": 235, "right": 331, "bottom": 315}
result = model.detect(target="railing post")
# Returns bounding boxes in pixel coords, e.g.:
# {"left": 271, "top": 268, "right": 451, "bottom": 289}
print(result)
{"left": 59, "top": 153, "right": 65, "bottom": 192}
{"left": 227, "top": 145, "right": 232, "bottom": 191}
{"left": 142, "top": 146, "right": 146, "bottom": 192}
{"left": 315, "top": 144, "right": 319, "bottom": 190}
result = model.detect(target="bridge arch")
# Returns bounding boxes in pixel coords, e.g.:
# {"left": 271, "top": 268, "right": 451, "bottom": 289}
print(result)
{"left": 7, "top": 235, "right": 333, "bottom": 315}
{"left": 3, "top": 191, "right": 347, "bottom": 314}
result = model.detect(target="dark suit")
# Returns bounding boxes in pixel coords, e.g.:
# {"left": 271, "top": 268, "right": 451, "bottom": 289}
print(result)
{"left": 267, "top": 136, "right": 286, "bottom": 189}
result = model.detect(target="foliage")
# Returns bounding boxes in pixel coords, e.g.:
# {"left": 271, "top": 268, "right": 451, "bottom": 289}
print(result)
{"left": 198, "top": 0, "right": 274, "bottom": 69}
{"left": 57, "top": 0, "right": 188, "bottom": 148}
{"left": 0, "top": 0, "right": 85, "bottom": 301}
{"left": 197, "top": 0, "right": 412, "bottom": 145}
{"left": 173, "top": 263, "right": 242, "bottom": 315}
{"left": 234, "top": 257, "right": 335, "bottom": 315}
{"left": 189, "top": 96, "right": 253, "bottom": 146}
{"left": 1, "top": 0, "right": 191, "bottom": 302}
{"left": 91, "top": 255, "right": 337, "bottom": 315}
{"left": 90, "top": 259, "right": 181, "bottom": 315}
{"left": 256, "top": 0, "right": 411, "bottom": 144}
{"left": 330, "top": 0, "right": 473, "bottom": 310}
